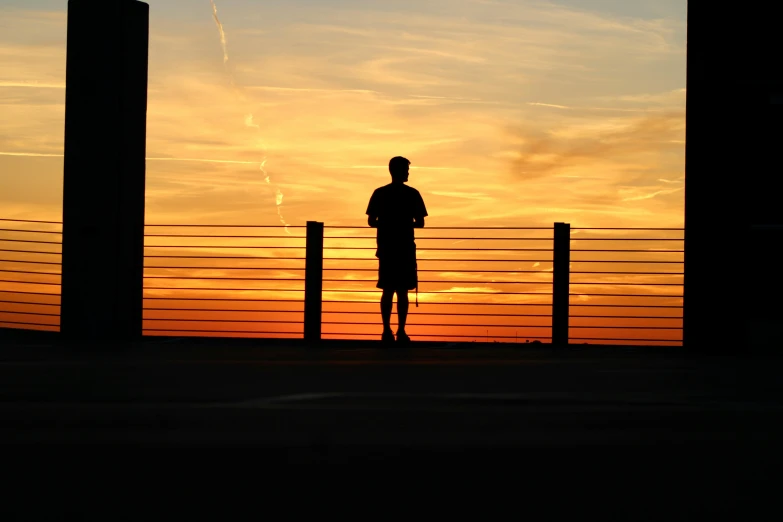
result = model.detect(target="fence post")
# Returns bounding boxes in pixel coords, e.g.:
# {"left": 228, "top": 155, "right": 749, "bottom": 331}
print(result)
{"left": 304, "top": 221, "right": 324, "bottom": 343}
{"left": 552, "top": 222, "right": 571, "bottom": 346}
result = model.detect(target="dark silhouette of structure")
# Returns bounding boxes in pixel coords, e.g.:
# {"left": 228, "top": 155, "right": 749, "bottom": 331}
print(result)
{"left": 684, "top": 2, "right": 783, "bottom": 350}
{"left": 366, "top": 157, "right": 428, "bottom": 343}
{"left": 60, "top": 0, "right": 149, "bottom": 342}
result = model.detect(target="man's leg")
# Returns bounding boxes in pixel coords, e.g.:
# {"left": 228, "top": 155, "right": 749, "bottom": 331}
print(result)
{"left": 396, "top": 289, "right": 409, "bottom": 334}
{"left": 381, "top": 288, "right": 394, "bottom": 336}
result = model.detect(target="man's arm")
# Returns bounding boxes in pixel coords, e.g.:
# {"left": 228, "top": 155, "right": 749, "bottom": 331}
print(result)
{"left": 414, "top": 191, "right": 427, "bottom": 229}
{"left": 366, "top": 190, "right": 379, "bottom": 227}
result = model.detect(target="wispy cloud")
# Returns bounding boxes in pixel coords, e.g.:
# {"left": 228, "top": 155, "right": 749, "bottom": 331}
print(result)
{"left": 0, "top": 80, "right": 64, "bottom": 89}
{"left": 508, "top": 111, "right": 684, "bottom": 180}
{"left": 430, "top": 191, "right": 493, "bottom": 201}
{"left": 621, "top": 186, "right": 683, "bottom": 201}
{"left": 0, "top": 151, "right": 61, "bottom": 158}
{"left": 528, "top": 102, "right": 570, "bottom": 109}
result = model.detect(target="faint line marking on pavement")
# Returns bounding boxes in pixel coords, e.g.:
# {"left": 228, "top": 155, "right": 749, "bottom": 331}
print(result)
{"left": 0, "top": 359, "right": 563, "bottom": 367}
{"left": 200, "top": 392, "right": 736, "bottom": 410}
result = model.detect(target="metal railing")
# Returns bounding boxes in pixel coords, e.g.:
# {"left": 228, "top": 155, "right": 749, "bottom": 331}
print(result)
{"left": 317, "top": 224, "right": 555, "bottom": 343}
{"left": 0, "top": 218, "right": 684, "bottom": 345}
{"left": 0, "top": 218, "right": 63, "bottom": 332}
{"left": 567, "top": 227, "right": 683, "bottom": 345}
{"left": 143, "top": 223, "right": 307, "bottom": 339}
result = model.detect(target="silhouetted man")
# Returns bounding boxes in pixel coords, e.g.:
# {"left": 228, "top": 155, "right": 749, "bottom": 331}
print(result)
{"left": 366, "top": 156, "right": 428, "bottom": 343}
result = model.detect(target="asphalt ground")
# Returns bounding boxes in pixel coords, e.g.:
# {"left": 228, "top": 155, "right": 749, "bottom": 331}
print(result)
{"left": 1, "top": 334, "right": 781, "bottom": 518}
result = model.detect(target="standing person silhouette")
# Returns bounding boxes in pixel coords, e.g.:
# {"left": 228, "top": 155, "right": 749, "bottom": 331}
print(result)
{"left": 366, "top": 156, "right": 428, "bottom": 344}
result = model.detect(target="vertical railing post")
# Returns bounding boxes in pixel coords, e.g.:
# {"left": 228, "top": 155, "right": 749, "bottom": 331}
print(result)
{"left": 304, "top": 221, "right": 324, "bottom": 343}
{"left": 552, "top": 222, "right": 571, "bottom": 346}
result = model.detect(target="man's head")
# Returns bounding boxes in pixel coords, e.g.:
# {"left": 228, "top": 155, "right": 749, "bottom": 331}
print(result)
{"left": 389, "top": 156, "right": 410, "bottom": 183}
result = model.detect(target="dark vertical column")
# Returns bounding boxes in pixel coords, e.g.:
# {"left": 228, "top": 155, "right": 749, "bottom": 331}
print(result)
{"left": 60, "top": 0, "right": 149, "bottom": 343}
{"left": 304, "top": 221, "right": 324, "bottom": 343}
{"left": 551, "top": 222, "right": 570, "bottom": 346}
{"left": 684, "top": 2, "right": 783, "bottom": 350}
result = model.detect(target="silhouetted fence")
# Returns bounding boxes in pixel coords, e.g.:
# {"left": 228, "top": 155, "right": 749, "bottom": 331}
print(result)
{"left": 317, "top": 223, "right": 556, "bottom": 343}
{"left": 142, "top": 223, "right": 308, "bottom": 339}
{"left": 567, "top": 227, "right": 683, "bottom": 344}
{"left": 0, "top": 219, "right": 62, "bottom": 331}
{"left": 0, "top": 218, "right": 684, "bottom": 345}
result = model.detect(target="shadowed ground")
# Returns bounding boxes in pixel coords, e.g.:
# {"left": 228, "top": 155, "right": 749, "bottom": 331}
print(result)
{"left": 1, "top": 332, "right": 781, "bottom": 517}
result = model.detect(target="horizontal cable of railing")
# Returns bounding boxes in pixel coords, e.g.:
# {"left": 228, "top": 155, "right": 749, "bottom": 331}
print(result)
{"left": 0, "top": 299, "right": 60, "bottom": 306}
{"left": 0, "top": 280, "right": 59, "bottom": 286}
{"left": 143, "top": 329, "right": 303, "bottom": 335}
{"left": 0, "top": 268, "right": 61, "bottom": 275}
{"left": 0, "top": 316, "right": 60, "bottom": 325}
{"left": 144, "top": 297, "right": 302, "bottom": 302}
{"left": 0, "top": 310, "right": 60, "bottom": 317}
{"left": 571, "top": 227, "right": 683, "bottom": 230}
{"left": 0, "top": 290, "right": 60, "bottom": 296}
{"left": 569, "top": 340, "right": 682, "bottom": 344}
{"left": 145, "top": 266, "right": 305, "bottom": 270}
{"left": 0, "top": 219, "right": 62, "bottom": 225}
{"left": 0, "top": 249, "right": 61, "bottom": 255}
{"left": 326, "top": 226, "right": 551, "bottom": 230}
{"left": 145, "top": 224, "right": 307, "bottom": 228}
{"left": 146, "top": 277, "right": 303, "bottom": 281}
{"left": 145, "top": 256, "right": 304, "bottom": 260}
{"left": 0, "top": 239, "right": 63, "bottom": 245}
{"left": 0, "top": 228, "right": 62, "bottom": 235}
{"left": 0, "top": 259, "right": 62, "bottom": 265}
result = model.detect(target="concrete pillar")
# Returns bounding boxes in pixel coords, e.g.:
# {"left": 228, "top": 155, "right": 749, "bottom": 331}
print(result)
{"left": 60, "top": 0, "right": 149, "bottom": 342}
{"left": 684, "top": 2, "right": 783, "bottom": 350}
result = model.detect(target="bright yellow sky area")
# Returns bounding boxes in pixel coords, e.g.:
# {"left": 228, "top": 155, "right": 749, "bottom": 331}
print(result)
{"left": 0, "top": 0, "right": 686, "bottom": 229}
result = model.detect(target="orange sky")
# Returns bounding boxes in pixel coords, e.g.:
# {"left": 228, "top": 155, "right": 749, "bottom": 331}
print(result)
{"left": 0, "top": 1, "right": 686, "bottom": 344}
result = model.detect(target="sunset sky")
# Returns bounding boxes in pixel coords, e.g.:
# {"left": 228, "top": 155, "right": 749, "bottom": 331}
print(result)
{"left": 0, "top": 0, "right": 687, "bottom": 343}
{"left": 0, "top": 0, "right": 686, "bottom": 228}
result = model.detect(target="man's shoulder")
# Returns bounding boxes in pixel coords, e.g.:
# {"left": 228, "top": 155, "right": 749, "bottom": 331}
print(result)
{"left": 372, "top": 183, "right": 394, "bottom": 195}
{"left": 402, "top": 184, "right": 422, "bottom": 196}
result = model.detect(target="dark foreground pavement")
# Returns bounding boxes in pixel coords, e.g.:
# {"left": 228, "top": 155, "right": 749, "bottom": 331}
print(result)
{"left": 1, "top": 335, "right": 781, "bottom": 518}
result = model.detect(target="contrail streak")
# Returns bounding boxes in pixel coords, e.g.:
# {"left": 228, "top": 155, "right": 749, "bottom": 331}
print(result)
{"left": 148, "top": 157, "right": 259, "bottom": 165}
{"left": 0, "top": 152, "right": 62, "bottom": 158}
{"left": 210, "top": 0, "right": 229, "bottom": 65}
{"left": 0, "top": 151, "right": 261, "bottom": 165}
{"left": 209, "top": 0, "right": 290, "bottom": 232}
{"left": 0, "top": 81, "right": 65, "bottom": 89}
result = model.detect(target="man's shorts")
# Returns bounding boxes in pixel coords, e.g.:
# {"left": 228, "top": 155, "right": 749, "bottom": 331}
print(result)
{"left": 376, "top": 249, "right": 418, "bottom": 291}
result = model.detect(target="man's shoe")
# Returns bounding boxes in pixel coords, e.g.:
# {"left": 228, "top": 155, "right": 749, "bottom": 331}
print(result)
{"left": 382, "top": 330, "right": 395, "bottom": 343}
{"left": 396, "top": 331, "right": 411, "bottom": 343}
